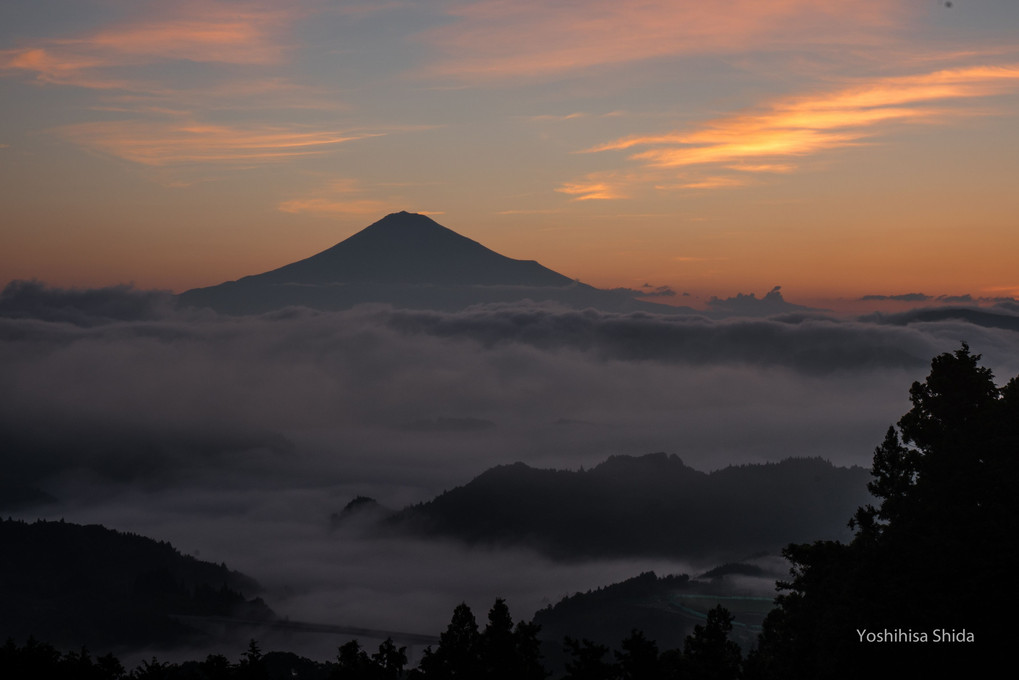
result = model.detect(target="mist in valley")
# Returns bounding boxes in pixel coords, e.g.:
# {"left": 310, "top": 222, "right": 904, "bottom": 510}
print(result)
{"left": 4, "top": 280, "right": 1019, "bottom": 660}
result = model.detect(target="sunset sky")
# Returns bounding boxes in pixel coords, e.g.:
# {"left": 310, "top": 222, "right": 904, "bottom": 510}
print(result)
{"left": 3, "top": 0, "right": 1018, "bottom": 308}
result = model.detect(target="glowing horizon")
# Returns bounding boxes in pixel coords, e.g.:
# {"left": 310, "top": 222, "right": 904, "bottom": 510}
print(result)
{"left": 2, "top": 1, "right": 1018, "bottom": 308}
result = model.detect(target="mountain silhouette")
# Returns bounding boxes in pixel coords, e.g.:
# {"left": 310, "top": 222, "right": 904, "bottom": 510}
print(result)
{"left": 179, "top": 212, "right": 687, "bottom": 314}
{"left": 380, "top": 453, "right": 872, "bottom": 560}
{"left": 0, "top": 518, "right": 273, "bottom": 649}
{"left": 248, "top": 211, "right": 574, "bottom": 287}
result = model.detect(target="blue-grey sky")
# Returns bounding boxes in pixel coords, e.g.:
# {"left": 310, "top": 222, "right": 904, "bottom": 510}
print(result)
{"left": 2, "top": 1, "right": 1019, "bottom": 308}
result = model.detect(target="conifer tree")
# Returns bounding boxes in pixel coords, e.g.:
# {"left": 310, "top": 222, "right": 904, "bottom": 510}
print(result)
{"left": 749, "top": 344, "right": 1016, "bottom": 678}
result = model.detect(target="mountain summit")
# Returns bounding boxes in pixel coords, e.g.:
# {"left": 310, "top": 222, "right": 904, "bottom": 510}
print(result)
{"left": 179, "top": 212, "right": 681, "bottom": 314}
{"left": 238, "top": 211, "right": 573, "bottom": 288}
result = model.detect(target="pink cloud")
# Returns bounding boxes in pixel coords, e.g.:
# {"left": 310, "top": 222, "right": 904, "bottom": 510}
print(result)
{"left": 59, "top": 120, "right": 381, "bottom": 166}
{"left": 555, "top": 173, "right": 631, "bottom": 201}
{"left": 588, "top": 64, "right": 1019, "bottom": 170}
{"left": 0, "top": 2, "right": 293, "bottom": 91}
{"left": 659, "top": 176, "right": 750, "bottom": 190}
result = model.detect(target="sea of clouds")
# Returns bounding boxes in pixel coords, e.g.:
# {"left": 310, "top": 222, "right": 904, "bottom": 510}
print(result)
{"left": 4, "top": 280, "right": 1018, "bottom": 658}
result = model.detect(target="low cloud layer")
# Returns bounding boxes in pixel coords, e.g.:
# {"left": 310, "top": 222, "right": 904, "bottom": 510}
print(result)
{"left": 5, "top": 281, "right": 1019, "bottom": 489}
{"left": 4, "top": 281, "right": 1019, "bottom": 652}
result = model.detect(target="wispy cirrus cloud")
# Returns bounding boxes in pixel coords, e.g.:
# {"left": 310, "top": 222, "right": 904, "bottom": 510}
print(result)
{"left": 550, "top": 64, "right": 1019, "bottom": 200}
{"left": 726, "top": 163, "right": 796, "bottom": 174}
{"left": 0, "top": 3, "right": 291, "bottom": 91}
{"left": 555, "top": 173, "right": 631, "bottom": 201}
{"left": 1, "top": 2, "right": 413, "bottom": 175}
{"left": 547, "top": 63, "right": 1019, "bottom": 202}
{"left": 59, "top": 120, "right": 381, "bottom": 166}
{"left": 588, "top": 65, "right": 1019, "bottom": 171}
{"left": 425, "top": 0, "right": 900, "bottom": 81}
{"left": 1, "top": 46, "right": 129, "bottom": 90}
{"left": 659, "top": 176, "right": 750, "bottom": 191}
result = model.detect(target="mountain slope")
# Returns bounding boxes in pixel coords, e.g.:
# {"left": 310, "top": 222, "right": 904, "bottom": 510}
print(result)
{"left": 178, "top": 212, "right": 683, "bottom": 314}
{"left": 0, "top": 518, "right": 273, "bottom": 650}
{"left": 383, "top": 453, "right": 872, "bottom": 560}
{"left": 246, "top": 211, "right": 574, "bottom": 287}
{"left": 532, "top": 569, "right": 777, "bottom": 671}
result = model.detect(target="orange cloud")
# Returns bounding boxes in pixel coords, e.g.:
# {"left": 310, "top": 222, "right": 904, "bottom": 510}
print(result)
{"left": 0, "top": 47, "right": 126, "bottom": 89}
{"left": 426, "top": 0, "right": 899, "bottom": 81}
{"left": 659, "top": 177, "right": 750, "bottom": 190}
{"left": 0, "top": 2, "right": 290, "bottom": 90}
{"left": 555, "top": 174, "right": 630, "bottom": 201}
{"left": 80, "top": 16, "right": 284, "bottom": 65}
{"left": 726, "top": 163, "right": 796, "bottom": 173}
{"left": 59, "top": 121, "right": 380, "bottom": 166}
{"left": 589, "top": 65, "right": 1019, "bottom": 170}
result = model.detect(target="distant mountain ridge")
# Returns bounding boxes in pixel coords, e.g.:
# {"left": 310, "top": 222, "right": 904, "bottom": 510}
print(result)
{"left": 179, "top": 212, "right": 685, "bottom": 314}
{"left": 379, "top": 453, "right": 872, "bottom": 560}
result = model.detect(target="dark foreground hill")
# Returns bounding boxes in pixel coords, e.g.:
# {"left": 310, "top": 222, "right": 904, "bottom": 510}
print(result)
{"left": 179, "top": 212, "right": 684, "bottom": 314}
{"left": 380, "top": 454, "right": 872, "bottom": 560}
{"left": 533, "top": 569, "right": 779, "bottom": 673}
{"left": 0, "top": 519, "right": 273, "bottom": 650}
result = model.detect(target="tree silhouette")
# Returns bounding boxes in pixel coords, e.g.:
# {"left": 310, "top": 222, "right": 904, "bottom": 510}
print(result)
{"left": 333, "top": 640, "right": 371, "bottom": 679}
{"left": 562, "top": 637, "right": 616, "bottom": 680}
{"left": 683, "top": 606, "right": 742, "bottom": 680}
{"left": 236, "top": 639, "right": 268, "bottom": 680}
{"left": 416, "top": 603, "right": 481, "bottom": 679}
{"left": 131, "top": 656, "right": 174, "bottom": 680}
{"left": 749, "top": 344, "right": 1016, "bottom": 678}
{"left": 614, "top": 629, "right": 660, "bottom": 680}
{"left": 417, "top": 599, "right": 546, "bottom": 679}
{"left": 198, "top": 654, "right": 233, "bottom": 680}
{"left": 477, "top": 598, "right": 546, "bottom": 680}
{"left": 371, "top": 638, "right": 407, "bottom": 680}
{"left": 510, "top": 619, "right": 547, "bottom": 680}
{"left": 480, "top": 598, "right": 515, "bottom": 679}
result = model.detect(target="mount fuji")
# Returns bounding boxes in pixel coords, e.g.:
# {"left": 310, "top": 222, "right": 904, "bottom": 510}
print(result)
{"left": 178, "top": 212, "right": 684, "bottom": 314}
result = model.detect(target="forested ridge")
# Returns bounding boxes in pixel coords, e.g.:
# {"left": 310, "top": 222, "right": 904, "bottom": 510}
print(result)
{"left": 384, "top": 454, "right": 870, "bottom": 559}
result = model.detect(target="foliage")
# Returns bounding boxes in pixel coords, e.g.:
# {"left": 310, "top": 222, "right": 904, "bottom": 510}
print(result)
{"left": 332, "top": 638, "right": 406, "bottom": 680}
{"left": 562, "top": 638, "right": 615, "bottom": 680}
{"left": 415, "top": 599, "right": 546, "bottom": 680}
{"left": 2, "top": 599, "right": 752, "bottom": 679}
{"left": 614, "top": 630, "right": 660, "bottom": 680}
{"left": 0, "top": 638, "right": 125, "bottom": 680}
{"left": 682, "top": 607, "right": 743, "bottom": 680}
{"left": 748, "top": 344, "right": 1017, "bottom": 678}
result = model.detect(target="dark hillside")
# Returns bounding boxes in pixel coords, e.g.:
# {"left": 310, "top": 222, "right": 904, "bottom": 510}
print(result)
{"left": 0, "top": 519, "right": 273, "bottom": 650}
{"left": 385, "top": 454, "right": 871, "bottom": 559}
